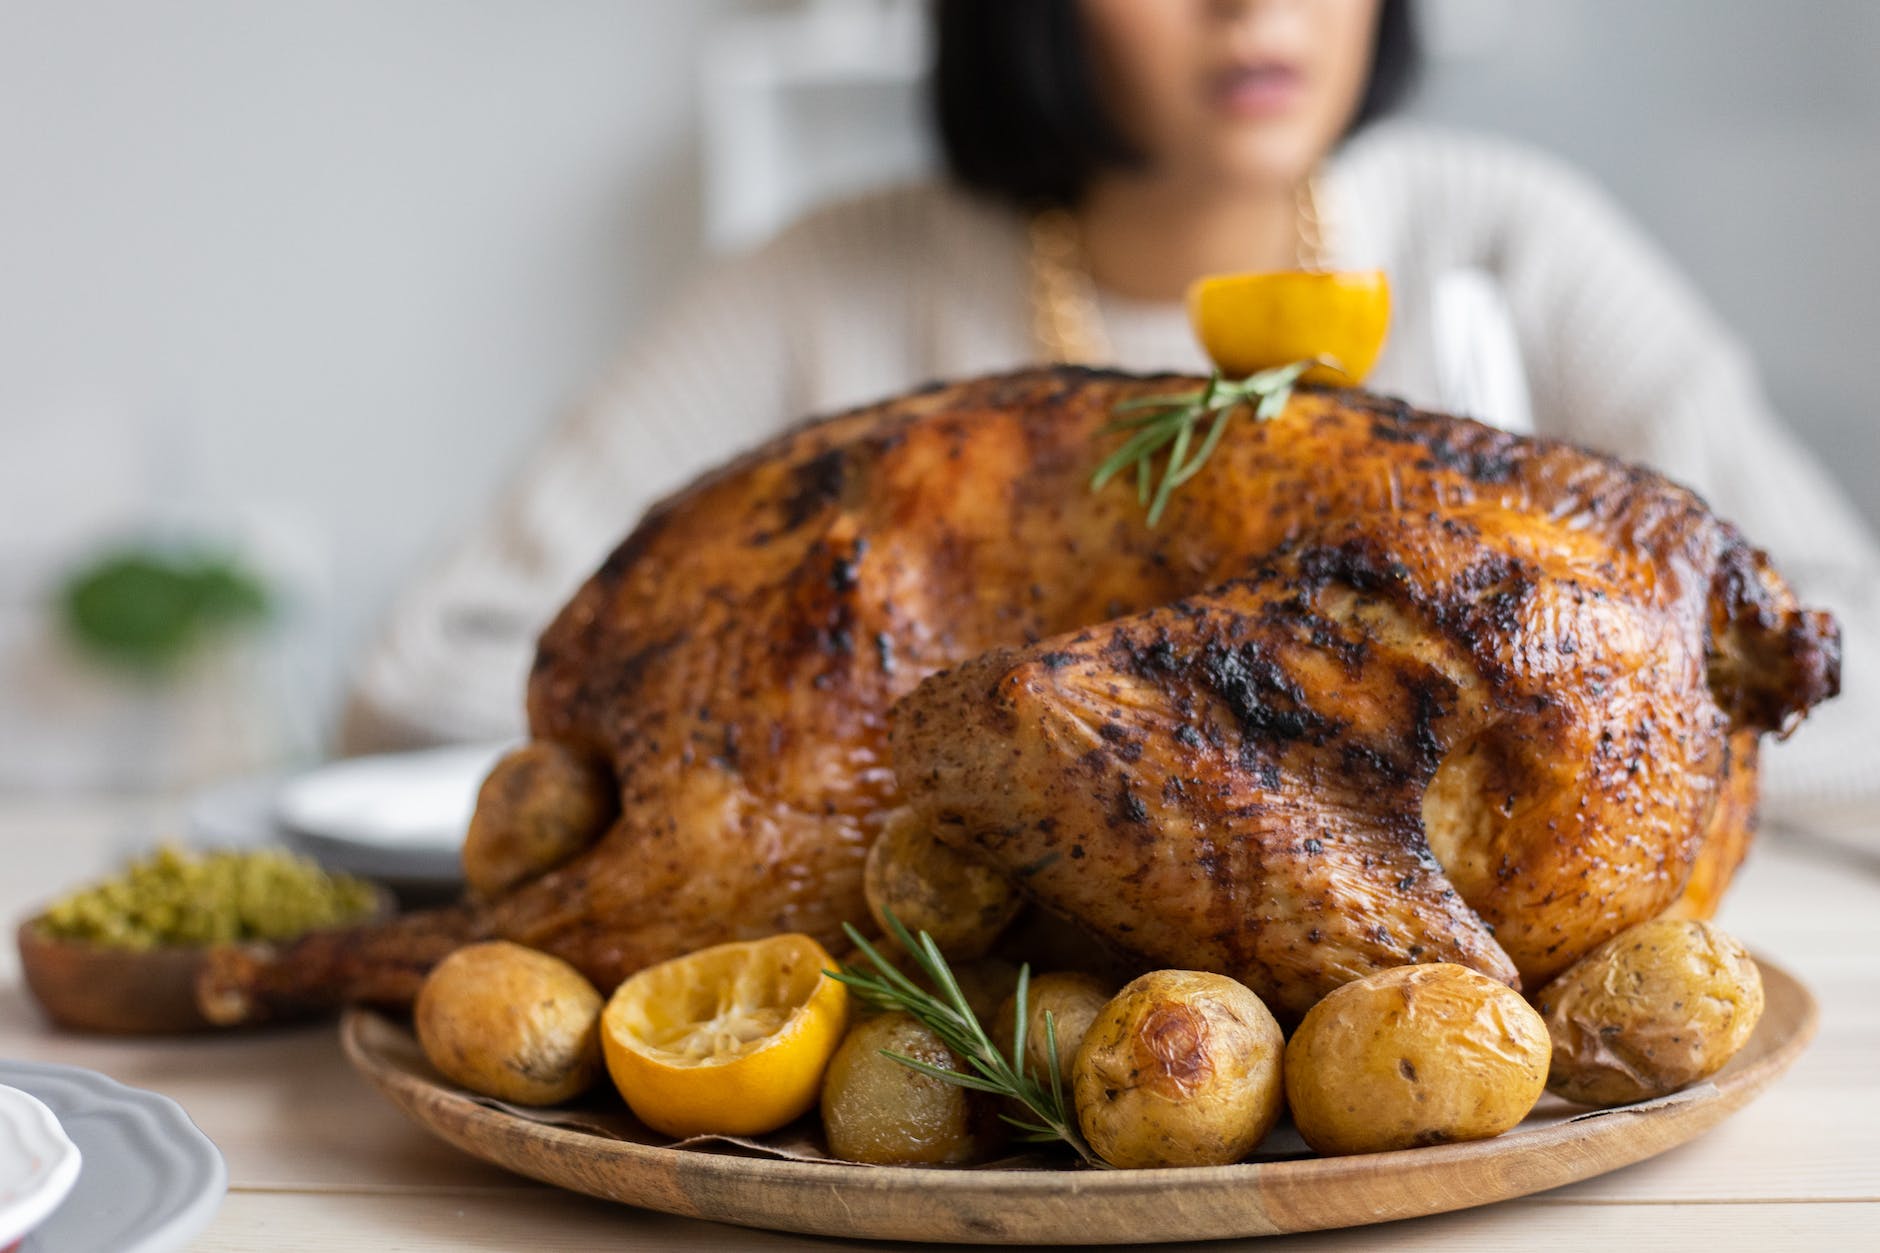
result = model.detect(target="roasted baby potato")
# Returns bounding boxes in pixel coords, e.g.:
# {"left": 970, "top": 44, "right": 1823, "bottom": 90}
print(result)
{"left": 864, "top": 811, "right": 1023, "bottom": 959}
{"left": 1072, "top": 970, "right": 1284, "bottom": 1168}
{"left": 1537, "top": 917, "right": 1764, "bottom": 1107}
{"left": 821, "top": 1012, "right": 1000, "bottom": 1165}
{"left": 993, "top": 971, "right": 1115, "bottom": 1080}
{"left": 463, "top": 743, "right": 617, "bottom": 899}
{"left": 1285, "top": 963, "right": 1548, "bottom": 1155}
{"left": 415, "top": 940, "right": 603, "bottom": 1105}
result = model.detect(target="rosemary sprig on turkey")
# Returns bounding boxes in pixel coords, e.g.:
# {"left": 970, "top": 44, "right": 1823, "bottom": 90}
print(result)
{"left": 1092, "top": 358, "right": 1331, "bottom": 526}
{"left": 828, "top": 911, "right": 1105, "bottom": 1167}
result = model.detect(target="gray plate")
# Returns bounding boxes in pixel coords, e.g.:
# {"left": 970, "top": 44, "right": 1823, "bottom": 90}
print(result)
{"left": 0, "top": 1061, "right": 226, "bottom": 1253}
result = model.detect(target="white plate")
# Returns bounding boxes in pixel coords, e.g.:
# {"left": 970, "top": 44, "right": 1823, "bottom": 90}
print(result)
{"left": 187, "top": 741, "right": 512, "bottom": 888}
{"left": 273, "top": 741, "right": 510, "bottom": 852}
{"left": 0, "top": 1085, "right": 81, "bottom": 1250}
{"left": 0, "top": 1062, "right": 225, "bottom": 1253}
{"left": 188, "top": 769, "right": 465, "bottom": 891}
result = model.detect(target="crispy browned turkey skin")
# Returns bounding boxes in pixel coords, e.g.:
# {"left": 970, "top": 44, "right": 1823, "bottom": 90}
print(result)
{"left": 200, "top": 368, "right": 1838, "bottom": 1023}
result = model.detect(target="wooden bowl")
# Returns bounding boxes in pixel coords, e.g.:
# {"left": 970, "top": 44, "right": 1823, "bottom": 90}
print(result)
{"left": 16, "top": 888, "right": 395, "bottom": 1035}
{"left": 16, "top": 919, "right": 228, "bottom": 1033}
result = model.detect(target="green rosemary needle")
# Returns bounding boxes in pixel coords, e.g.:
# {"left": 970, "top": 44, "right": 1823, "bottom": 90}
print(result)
{"left": 1091, "top": 358, "right": 1333, "bottom": 526}
{"left": 826, "top": 910, "right": 1105, "bottom": 1167}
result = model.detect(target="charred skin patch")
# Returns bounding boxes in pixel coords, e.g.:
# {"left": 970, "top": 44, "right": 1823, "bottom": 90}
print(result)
{"left": 1131, "top": 1002, "right": 1215, "bottom": 1099}
{"left": 1364, "top": 408, "right": 1520, "bottom": 485}
{"left": 1196, "top": 638, "right": 1341, "bottom": 747}
{"left": 767, "top": 537, "right": 870, "bottom": 686}
{"left": 781, "top": 447, "right": 849, "bottom": 530}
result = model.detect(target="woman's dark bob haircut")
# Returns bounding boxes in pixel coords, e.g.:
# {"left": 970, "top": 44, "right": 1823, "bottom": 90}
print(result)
{"left": 934, "top": 0, "right": 1419, "bottom": 209}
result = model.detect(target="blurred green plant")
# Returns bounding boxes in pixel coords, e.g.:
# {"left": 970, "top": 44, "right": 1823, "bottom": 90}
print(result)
{"left": 59, "top": 546, "right": 271, "bottom": 672}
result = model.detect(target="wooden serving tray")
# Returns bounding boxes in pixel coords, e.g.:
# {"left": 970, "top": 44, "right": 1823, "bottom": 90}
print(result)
{"left": 341, "top": 956, "right": 1815, "bottom": 1245}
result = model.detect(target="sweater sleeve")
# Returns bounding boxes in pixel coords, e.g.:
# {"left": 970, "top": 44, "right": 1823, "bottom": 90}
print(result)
{"left": 1478, "top": 142, "right": 1880, "bottom": 807}
{"left": 339, "top": 242, "right": 801, "bottom": 753}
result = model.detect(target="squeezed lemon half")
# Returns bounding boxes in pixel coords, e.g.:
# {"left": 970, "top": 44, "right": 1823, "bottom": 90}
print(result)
{"left": 601, "top": 933, "right": 848, "bottom": 1138}
{"left": 1187, "top": 269, "right": 1391, "bottom": 386}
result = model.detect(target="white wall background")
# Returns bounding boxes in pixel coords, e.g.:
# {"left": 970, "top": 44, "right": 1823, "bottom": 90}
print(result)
{"left": 2, "top": 0, "right": 1875, "bottom": 742}
{"left": 1409, "top": 0, "right": 1880, "bottom": 532}
{"left": 0, "top": 0, "right": 733, "bottom": 696}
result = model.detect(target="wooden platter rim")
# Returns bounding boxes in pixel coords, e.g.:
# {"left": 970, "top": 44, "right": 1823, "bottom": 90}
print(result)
{"left": 341, "top": 955, "right": 1817, "bottom": 1244}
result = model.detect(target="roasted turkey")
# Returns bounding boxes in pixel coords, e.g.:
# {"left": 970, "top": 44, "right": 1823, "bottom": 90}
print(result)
{"left": 200, "top": 368, "right": 1838, "bottom": 1025}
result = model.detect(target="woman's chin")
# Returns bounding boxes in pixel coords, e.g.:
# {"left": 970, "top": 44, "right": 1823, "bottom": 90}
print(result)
{"left": 1202, "top": 132, "right": 1324, "bottom": 195}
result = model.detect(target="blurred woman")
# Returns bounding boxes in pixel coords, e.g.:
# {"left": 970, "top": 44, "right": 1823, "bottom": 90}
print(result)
{"left": 345, "top": 0, "right": 1877, "bottom": 807}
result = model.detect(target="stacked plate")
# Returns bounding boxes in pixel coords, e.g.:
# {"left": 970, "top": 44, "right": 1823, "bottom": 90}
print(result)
{"left": 0, "top": 1084, "right": 78, "bottom": 1251}
{"left": 0, "top": 1062, "right": 224, "bottom": 1253}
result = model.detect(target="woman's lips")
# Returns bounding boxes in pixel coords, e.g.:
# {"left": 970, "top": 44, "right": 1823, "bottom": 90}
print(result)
{"left": 1212, "top": 63, "right": 1306, "bottom": 118}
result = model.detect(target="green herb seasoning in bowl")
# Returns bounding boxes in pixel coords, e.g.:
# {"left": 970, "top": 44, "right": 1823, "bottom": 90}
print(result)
{"left": 18, "top": 845, "right": 389, "bottom": 1033}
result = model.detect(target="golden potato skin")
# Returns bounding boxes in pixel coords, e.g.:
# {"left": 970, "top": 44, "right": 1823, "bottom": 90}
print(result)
{"left": 463, "top": 743, "right": 617, "bottom": 899}
{"left": 820, "top": 1012, "right": 999, "bottom": 1165}
{"left": 415, "top": 940, "right": 603, "bottom": 1105}
{"left": 864, "top": 811, "right": 1021, "bottom": 960}
{"left": 1285, "top": 963, "right": 1549, "bottom": 1155}
{"left": 1072, "top": 970, "right": 1284, "bottom": 1169}
{"left": 994, "top": 971, "right": 1115, "bottom": 1081}
{"left": 1538, "top": 918, "right": 1764, "bottom": 1107}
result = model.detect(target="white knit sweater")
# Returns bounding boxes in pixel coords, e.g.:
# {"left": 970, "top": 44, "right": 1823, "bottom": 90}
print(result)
{"left": 348, "top": 124, "right": 1880, "bottom": 806}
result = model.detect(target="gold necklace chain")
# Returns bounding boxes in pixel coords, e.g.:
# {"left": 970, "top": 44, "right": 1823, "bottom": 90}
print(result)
{"left": 1029, "top": 172, "right": 1333, "bottom": 366}
{"left": 1028, "top": 209, "right": 1113, "bottom": 367}
{"left": 1295, "top": 170, "right": 1333, "bottom": 273}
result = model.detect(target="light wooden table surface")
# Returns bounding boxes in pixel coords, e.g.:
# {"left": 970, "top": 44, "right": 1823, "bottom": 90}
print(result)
{"left": 2, "top": 795, "right": 1876, "bottom": 1251}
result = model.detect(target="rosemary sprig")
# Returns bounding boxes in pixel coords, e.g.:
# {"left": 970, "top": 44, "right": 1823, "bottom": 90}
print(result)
{"left": 827, "top": 910, "right": 1104, "bottom": 1167}
{"left": 1092, "top": 358, "right": 1334, "bottom": 526}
